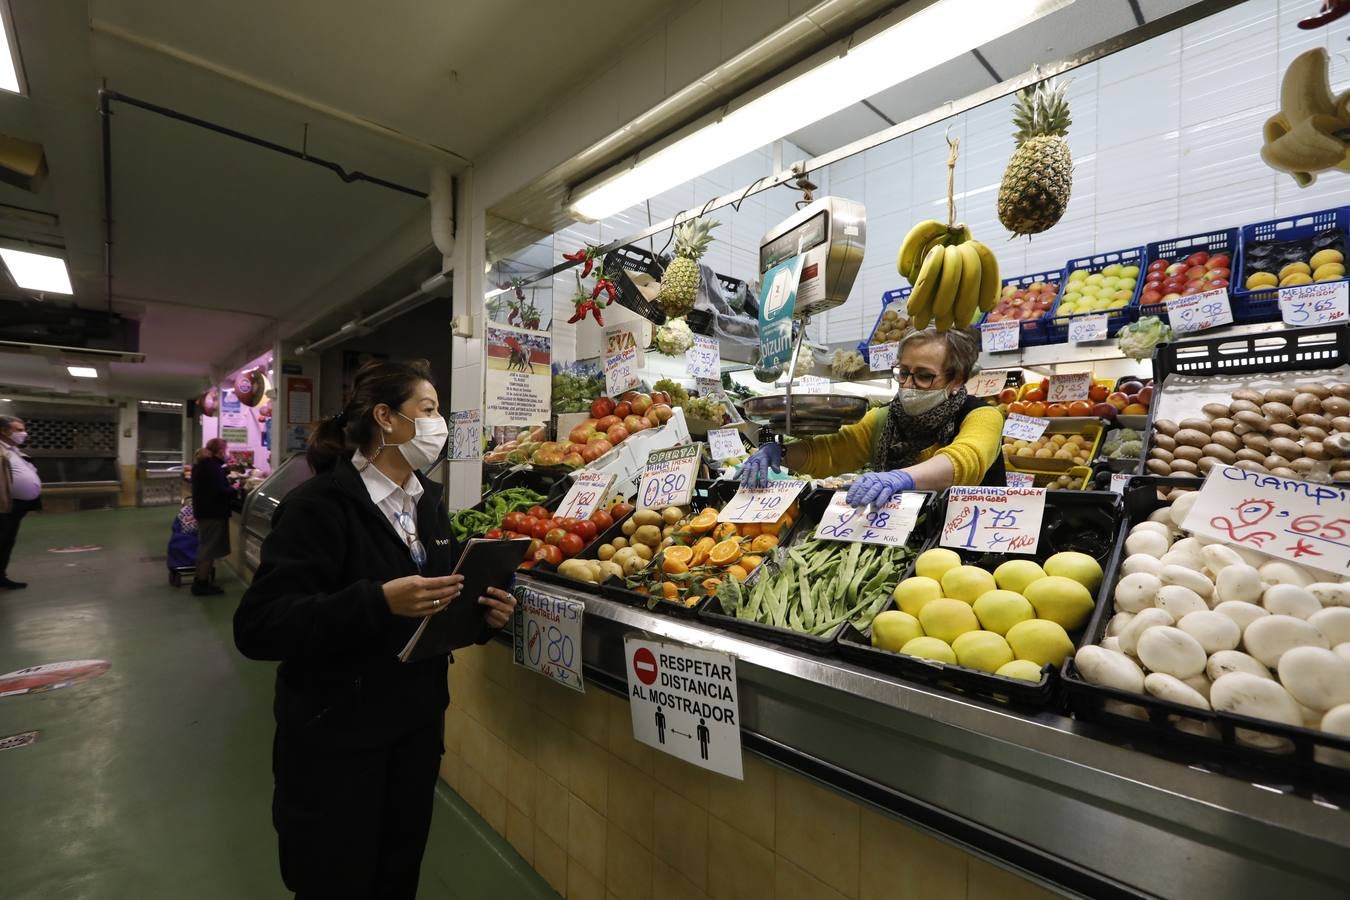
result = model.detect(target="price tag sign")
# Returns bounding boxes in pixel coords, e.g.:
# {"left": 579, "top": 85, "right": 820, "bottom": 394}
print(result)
{"left": 637, "top": 444, "right": 702, "bottom": 509}
{"left": 1006, "top": 472, "right": 1035, "bottom": 487}
{"left": 604, "top": 322, "right": 642, "bottom": 396}
{"left": 1180, "top": 465, "right": 1350, "bottom": 576}
{"left": 718, "top": 479, "right": 807, "bottom": 523}
{"left": 980, "top": 320, "right": 1021, "bottom": 353}
{"left": 797, "top": 375, "right": 831, "bottom": 394}
{"left": 686, "top": 334, "right": 721, "bottom": 379}
{"left": 450, "top": 409, "right": 481, "bottom": 461}
{"left": 556, "top": 470, "right": 616, "bottom": 521}
{"left": 1279, "top": 281, "right": 1349, "bottom": 327}
{"left": 1109, "top": 473, "right": 1133, "bottom": 495}
{"left": 1002, "top": 413, "right": 1050, "bottom": 441}
{"left": 1166, "top": 288, "right": 1233, "bottom": 334}
{"left": 512, "top": 585, "right": 584, "bottom": 693}
{"left": 965, "top": 370, "right": 1008, "bottom": 398}
{"left": 814, "top": 490, "right": 924, "bottom": 547}
{"left": 940, "top": 486, "right": 1047, "bottom": 555}
{"left": 707, "top": 428, "right": 744, "bottom": 462}
{"left": 868, "top": 342, "right": 899, "bottom": 372}
{"left": 1047, "top": 372, "right": 1093, "bottom": 403}
{"left": 1068, "top": 314, "right": 1108, "bottom": 342}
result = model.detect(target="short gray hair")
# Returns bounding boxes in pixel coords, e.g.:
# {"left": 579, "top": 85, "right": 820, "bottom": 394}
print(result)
{"left": 897, "top": 326, "right": 980, "bottom": 383}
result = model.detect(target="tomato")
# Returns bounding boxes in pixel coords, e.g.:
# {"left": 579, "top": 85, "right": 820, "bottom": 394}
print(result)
{"left": 519, "top": 515, "right": 538, "bottom": 534}
{"left": 526, "top": 538, "right": 543, "bottom": 557}
{"left": 531, "top": 520, "right": 551, "bottom": 540}
{"left": 534, "top": 545, "right": 563, "bottom": 566}
{"left": 590, "top": 509, "right": 614, "bottom": 531}
{"left": 502, "top": 512, "right": 524, "bottom": 532}
{"left": 544, "top": 528, "right": 567, "bottom": 546}
{"left": 486, "top": 528, "right": 504, "bottom": 539}
{"left": 518, "top": 559, "right": 535, "bottom": 570}
{"left": 549, "top": 517, "right": 564, "bottom": 530}
{"left": 610, "top": 502, "right": 634, "bottom": 519}
{"left": 560, "top": 517, "right": 581, "bottom": 533}
{"left": 528, "top": 506, "right": 550, "bottom": 521}
{"left": 574, "top": 520, "right": 598, "bottom": 542}
{"left": 559, "top": 533, "right": 585, "bottom": 557}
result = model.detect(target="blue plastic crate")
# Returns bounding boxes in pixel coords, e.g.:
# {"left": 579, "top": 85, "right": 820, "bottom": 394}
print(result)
{"left": 858, "top": 288, "right": 911, "bottom": 361}
{"left": 1045, "top": 246, "right": 1146, "bottom": 343}
{"left": 1138, "top": 227, "right": 1239, "bottom": 323}
{"left": 974, "top": 271, "right": 1062, "bottom": 347}
{"left": 1235, "top": 206, "right": 1350, "bottom": 324}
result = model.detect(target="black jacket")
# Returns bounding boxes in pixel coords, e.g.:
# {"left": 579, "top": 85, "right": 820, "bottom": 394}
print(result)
{"left": 234, "top": 455, "right": 488, "bottom": 749}
{"left": 192, "top": 456, "right": 235, "bottom": 520}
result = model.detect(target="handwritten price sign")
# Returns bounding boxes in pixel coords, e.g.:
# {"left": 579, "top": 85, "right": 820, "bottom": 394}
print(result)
{"left": 707, "top": 428, "right": 744, "bottom": 462}
{"left": 686, "top": 334, "right": 721, "bottom": 379}
{"left": 1002, "top": 413, "right": 1050, "bottom": 442}
{"left": 965, "top": 370, "right": 1008, "bottom": 398}
{"left": 814, "top": 490, "right": 924, "bottom": 547}
{"left": 512, "top": 585, "right": 585, "bottom": 693}
{"left": 1109, "top": 473, "right": 1133, "bottom": 494}
{"left": 719, "top": 480, "right": 807, "bottom": 524}
{"left": 1047, "top": 372, "right": 1092, "bottom": 403}
{"left": 1166, "top": 288, "right": 1233, "bottom": 334}
{"left": 450, "top": 409, "right": 481, "bottom": 461}
{"left": 556, "top": 470, "right": 616, "bottom": 521}
{"left": 1068, "top": 314, "right": 1108, "bottom": 342}
{"left": 1180, "top": 465, "right": 1350, "bottom": 576}
{"left": 869, "top": 342, "right": 899, "bottom": 372}
{"left": 1280, "top": 281, "right": 1348, "bottom": 327}
{"left": 980, "top": 320, "right": 1020, "bottom": 353}
{"left": 638, "top": 444, "right": 702, "bottom": 509}
{"left": 1006, "top": 472, "right": 1035, "bottom": 488}
{"left": 940, "top": 487, "right": 1047, "bottom": 555}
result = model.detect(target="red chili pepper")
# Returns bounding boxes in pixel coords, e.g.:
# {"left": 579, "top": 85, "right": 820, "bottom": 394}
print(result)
{"left": 581, "top": 258, "right": 594, "bottom": 278}
{"left": 563, "top": 249, "right": 587, "bottom": 263}
{"left": 567, "top": 307, "right": 584, "bottom": 324}
{"left": 514, "top": 286, "right": 526, "bottom": 301}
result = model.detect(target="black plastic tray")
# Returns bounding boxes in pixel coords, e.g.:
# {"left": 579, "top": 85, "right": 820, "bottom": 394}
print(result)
{"left": 698, "top": 487, "right": 937, "bottom": 655}
{"left": 835, "top": 489, "right": 1123, "bottom": 708}
{"left": 602, "top": 244, "right": 667, "bottom": 325}
{"left": 1061, "top": 476, "right": 1350, "bottom": 787}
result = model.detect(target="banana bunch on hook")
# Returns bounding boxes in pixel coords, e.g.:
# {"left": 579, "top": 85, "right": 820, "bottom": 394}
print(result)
{"left": 1262, "top": 48, "right": 1350, "bottom": 188}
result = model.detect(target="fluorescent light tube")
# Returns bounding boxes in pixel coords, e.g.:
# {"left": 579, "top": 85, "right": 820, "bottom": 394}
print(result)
{"left": 1, "top": 248, "right": 73, "bottom": 293}
{"left": 0, "top": 4, "right": 22, "bottom": 94}
{"left": 67, "top": 365, "right": 98, "bottom": 378}
{"left": 570, "top": 0, "right": 1072, "bottom": 221}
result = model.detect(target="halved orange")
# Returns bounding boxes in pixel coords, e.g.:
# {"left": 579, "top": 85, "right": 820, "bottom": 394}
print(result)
{"left": 690, "top": 537, "right": 716, "bottom": 566}
{"left": 708, "top": 539, "right": 743, "bottom": 567}
{"left": 688, "top": 509, "right": 718, "bottom": 534}
{"left": 661, "top": 556, "right": 689, "bottom": 575}
{"left": 739, "top": 555, "right": 763, "bottom": 573}
{"left": 749, "top": 534, "right": 779, "bottom": 553}
{"left": 665, "top": 545, "right": 694, "bottom": 565}
{"left": 661, "top": 581, "right": 680, "bottom": 600}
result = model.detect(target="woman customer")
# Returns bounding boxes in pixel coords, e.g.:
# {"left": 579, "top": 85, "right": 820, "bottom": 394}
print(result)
{"left": 234, "top": 359, "right": 516, "bottom": 900}
{"left": 741, "top": 327, "right": 1004, "bottom": 505}
{"left": 190, "top": 437, "right": 236, "bottom": 595}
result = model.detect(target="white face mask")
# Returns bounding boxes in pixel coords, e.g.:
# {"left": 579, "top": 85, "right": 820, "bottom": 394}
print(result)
{"left": 898, "top": 388, "right": 950, "bottom": 416}
{"left": 10, "top": 431, "right": 27, "bottom": 446}
{"left": 387, "top": 412, "right": 447, "bottom": 470}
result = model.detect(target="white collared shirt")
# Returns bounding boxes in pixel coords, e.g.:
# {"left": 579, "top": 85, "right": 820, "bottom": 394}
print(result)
{"left": 352, "top": 449, "right": 424, "bottom": 539}
{"left": 4, "top": 444, "right": 40, "bottom": 501}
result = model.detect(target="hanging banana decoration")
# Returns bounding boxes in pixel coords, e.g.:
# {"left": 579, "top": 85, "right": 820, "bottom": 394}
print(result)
{"left": 896, "top": 137, "right": 999, "bottom": 331}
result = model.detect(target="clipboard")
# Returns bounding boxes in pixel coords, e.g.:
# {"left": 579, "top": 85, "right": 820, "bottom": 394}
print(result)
{"left": 398, "top": 537, "right": 531, "bottom": 663}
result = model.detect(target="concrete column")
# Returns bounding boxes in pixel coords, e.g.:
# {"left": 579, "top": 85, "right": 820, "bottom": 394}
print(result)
{"left": 117, "top": 399, "right": 138, "bottom": 507}
{"left": 447, "top": 170, "right": 486, "bottom": 512}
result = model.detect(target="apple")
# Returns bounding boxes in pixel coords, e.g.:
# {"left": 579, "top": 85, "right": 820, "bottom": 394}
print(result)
{"left": 1166, "top": 263, "right": 1186, "bottom": 276}
{"left": 623, "top": 414, "right": 647, "bottom": 433}
{"left": 1141, "top": 289, "right": 1163, "bottom": 304}
{"left": 1206, "top": 254, "right": 1231, "bottom": 270}
{"left": 1118, "top": 381, "right": 1143, "bottom": 395}
{"left": 569, "top": 423, "right": 597, "bottom": 445}
{"left": 629, "top": 393, "right": 653, "bottom": 415}
{"left": 613, "top": 401, "right": 632, "bottom": 418}
{"left": 1185, "top": 251, "right": 1210, "bottom": 268}
{"left": 606, "top": 423, "right": 629, "bottom": 444}
{"left": 591, "top": 397, "right": 615, "bottom": 419}
{"left": 1184, "top": 265, "right": 1206, "bottom": 280}
{"left": 1182, "top": 285, "right": 1201, "bottom": 295}
{"left": 1147, "top": 259, "right": 1169, "bottom": 273}
{"left": 1106, "top": 391, "right": 1130, "bottom": 411}
{"left": 1204, "top": 267, "right": 1230, "bottom": 282}
{"left": 1162, "top": 292, "right": 1182, "bottom": 302}
{"left": 998, "top": 388, "right": 1018, "bottom": 403}
{"left": 649, "top": 403, "right": 674, "bottom": 424}
{"left": 1137, "top": 386, "right": 1153, "bottom": 406}
{"left": 1090, "top": 402, "right": 1118, "bottom": 422}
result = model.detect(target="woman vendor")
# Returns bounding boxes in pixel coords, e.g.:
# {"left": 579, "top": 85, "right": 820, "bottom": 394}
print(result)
{"left": 741, "top": 326, "right": 1005, "bottom": 505}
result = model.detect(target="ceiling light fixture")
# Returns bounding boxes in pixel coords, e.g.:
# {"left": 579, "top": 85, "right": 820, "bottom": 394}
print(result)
{"left": 0, "top": 2, "right": 24, "bottom": 95}
{"left": 0, "top": 247, "right": 73, "bottom": 294}
{"left": 569, "top": 0, "right": 1072, "bottom": 221}
{"left": 67, "top": 365, "right": 98, "bottom": 378}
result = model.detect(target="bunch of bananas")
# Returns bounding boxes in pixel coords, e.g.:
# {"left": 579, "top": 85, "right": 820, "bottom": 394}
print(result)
{"left": 896, "top": 220, "right": 1000, "bottom": 331}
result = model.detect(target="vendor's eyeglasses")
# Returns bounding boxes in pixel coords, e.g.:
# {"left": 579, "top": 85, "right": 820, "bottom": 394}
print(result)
{"left": 896, "top": 369, "right": 943, "bottom": 389}
{"left": 393, "top": 510, "right": 428, "bottom": 570}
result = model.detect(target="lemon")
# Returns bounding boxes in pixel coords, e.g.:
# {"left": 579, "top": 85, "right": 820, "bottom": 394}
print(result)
{"left": 996, "top": 659, "right": 1045, "bottom": 682}
{"left": 918, "top": 598, "right": 980, "bottom": 643}
{"left": 1023, "top": 576, "right": 1094, "bottom": 630}
{"left": 972, "top": 589, "right": 1036, "bottom": 635}
{"left": 993, "top": 559, "right": 1045, "bottom": 594}
{"left": 892, "top": 576, "right": 943, "bottom": 617}
{"left": 914, "top": 548, "right": 963, "bottom": 581}
{"left": 871, "top": 611, "right": 924, "bottom": 653}
{"left": 1006, "top": 619, "right": 1075, "bottom": 667}
{"left": 940, "top": 565, "right": 997, "bottom": 604}
{"left": 1042, "top": 551, "right": 1103, "bottom": 592}
{"left": 901, "top": 636, "right": 956, "bottom": 664}
{"left": 952, "top": 630, "right": 1014, "bottom": 673}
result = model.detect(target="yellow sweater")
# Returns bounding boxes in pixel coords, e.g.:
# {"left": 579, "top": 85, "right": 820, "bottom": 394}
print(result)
{"left": 795, "top": 405, "right": 1004, "bottom": 485}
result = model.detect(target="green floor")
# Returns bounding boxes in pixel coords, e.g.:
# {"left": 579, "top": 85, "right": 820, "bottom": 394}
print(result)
{"left": 0, "top": 506, "right": 554, "bottom": 900}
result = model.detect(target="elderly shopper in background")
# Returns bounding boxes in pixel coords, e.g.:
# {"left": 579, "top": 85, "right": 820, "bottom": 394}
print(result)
{"left": 190, "top": 437, "right": 236, "bottom": 596}
{"left": 0, "top": 415, "right": 41, "bottom": 589}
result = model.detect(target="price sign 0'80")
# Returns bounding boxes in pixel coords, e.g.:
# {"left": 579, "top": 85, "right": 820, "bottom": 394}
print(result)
{"left": 638, "top": 445, "right": 701, "bottom": 509}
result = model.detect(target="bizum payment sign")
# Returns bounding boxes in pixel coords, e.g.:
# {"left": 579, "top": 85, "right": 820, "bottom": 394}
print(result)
{"left": 624, "top": 636, "right": 744, "bottom": 779}
{"left": 757, "top": 255, "right": 804, "bottom": 372}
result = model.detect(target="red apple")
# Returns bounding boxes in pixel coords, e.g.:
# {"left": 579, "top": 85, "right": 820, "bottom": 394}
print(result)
{"left": 613, "top": 401, "right": 632, "bottom": 418}
{"left": 1106, "top": 391, "right": 1130, "bottom": 411}
{"left": 1166, "top": 263, "right": 1186, "bottom": 277}
{"left": 1185, "top": 251, "right": 1210, "bottom": 268}
{"left": 1137, "top": 386, "right": 1153, "bottom": 406}
{"left": 1162, "top": 292, "right": 1182, "bottom": 302}
{"left": 629, "top": 393, "right": 653, "bottom": 415}
{"left": 1148, "top": 259, "right": 1169, "bottom": 273}
{"left": 605, "top": 424, "right": 629, "bottom": 444}
{"left": 1204, "top": 267, "right": 1230, "bottom": 282}
{"left": 1208, "top": 279, "right": 1229, "bottom": 289}
{"left": 1185, "top": 266, "right": 1207, "bottom": 281}
{"left": 1119, "top": 381, "right": 1143, "bottom": 395}
{"left": 623, "top": 414, "right": 647, "bottom": 433}
{"left": 1206, "top": 254, "right": 1231, "bottom": 270}
{"left": 569, "top": 423, "right": 597, "bottom": 445}
{"left": 1141, "top": 289, "right": 1163, "bottom": 304}
{"left": 590, "top": 397, "right": 615, "bottom": 419}
{"left": 1182, "top": 285, "right": 1201, "bottom": 295}
{"left": 649, "top": 404, "right": 674, "bottom": 424}
{"left": 1091, "top": 402, "right": 1118, "bottom": 422}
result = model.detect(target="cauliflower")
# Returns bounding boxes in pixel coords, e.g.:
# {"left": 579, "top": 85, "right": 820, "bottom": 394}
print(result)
{"left": 1111, "top": 440, "right": 1143, "bottom": 459}
{"left": 654, "top": 318, "right": 695, "bottom": 355}
{"left": 831, "top": 350, "right": 867, "bottom": 380}
{"left": 1117, "top": 316, "right": 1175, "bottom": 360}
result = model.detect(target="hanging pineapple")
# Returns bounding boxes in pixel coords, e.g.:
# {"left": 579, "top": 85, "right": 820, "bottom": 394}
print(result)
{"left": 997, "top": 82, "right": 1073, "bottom": 237}
{"left": 657, "top": 218, "right": 718, "bottom": 318}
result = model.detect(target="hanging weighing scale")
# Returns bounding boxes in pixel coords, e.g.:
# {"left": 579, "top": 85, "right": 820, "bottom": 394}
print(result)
{"left": 744, "top": 195, "right": 869, "bottom": 436}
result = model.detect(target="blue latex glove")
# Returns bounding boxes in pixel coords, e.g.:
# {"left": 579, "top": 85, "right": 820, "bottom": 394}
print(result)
{"left": 740, "top": 442, "right": 783, "bottom": 488}
{"left": 846, "top": 470, "right": 915, "bottom": 508}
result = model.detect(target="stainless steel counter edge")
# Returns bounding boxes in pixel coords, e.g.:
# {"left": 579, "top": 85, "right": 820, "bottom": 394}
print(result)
{"left": 514, "top": 573, "right": 1350, "bottom": 899}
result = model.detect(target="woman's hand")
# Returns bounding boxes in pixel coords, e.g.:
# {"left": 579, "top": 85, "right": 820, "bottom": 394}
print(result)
{"left": 479, "top": 586, "right": 517, "bottom": 630}
{"left": 740, "top": 442, "right": 783, "bottom": 488}
{"left": 845, "top": 469, "right": 915, "bottom": 507}
{"left": 382, "top": 574, "right": 463, "bottom": 618}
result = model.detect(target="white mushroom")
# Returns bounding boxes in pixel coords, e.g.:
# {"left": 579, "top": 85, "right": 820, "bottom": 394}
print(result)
{"left": 1121, "top": 554, "right": 1165, "bottom": 578}
{"left": 1106, "top": 611, "right": 1135, "bottom": 637}
{"left": 1136, "top": 626, "right": 1207, "bottom": 679}
{"left": 1177, "top": 611, "right": 1241, "bottom": 653}
{"left": 1144, "top": 672, "right": 1211, "bottom": 709}
{"left": 1155, "top": 585, "right": 1209, "bottom": 620}
{"left": 1075, "top": 646, "right": 1145, "bottom": 693}
{"left": 1184, "top": 673, "right": 1213, "bottom": 700}
{"left": 1317, "top": 705, "right": 1350, "bottom": 768}
{"left": 1308, "top": 607, "right": 1350, "bottom": 646}
{"left": 1277, "top": 646, "right": 1350, "bottom": 712}
{"left": 1119, "top": 608, "right": 1174, "bottom": 656}
{"left": 1125, "top": 529, "right": 1171, "bottom": 559}
{"left": 1206, "top": 649, "right": 1273, "bottom": 682}
{"left": 1307, "top": 582, "right": 1350, "bottom": 608}
{"left": 1259, "top": 561, "right": 1316, "bottom": 588}
{"left": 1213, "top": 600, "right": 1269, "bottom": 632}
{"left": 1210, "top": 672, "right": 1303, "bottom": 728}
{"left": 1199, "top": 544, "right": 1245, "bottom": 577}
{"left": 1215, "top": 565, "right": 1264, "bottom": 604}
{"left": 1242, "top": 614, "right": 1329, "bottom": 668}
{"left": 1168, "top": 492, "right": 1199, "bottom": 527}
{"left": 1160, "top": 564, "right": 1214, "bottom": 600}
{"left": 1114, "top": 572, "right": 1162, "bottom": 614}
{"left": 1101, "top": 636, "right": 1122, "bottom": 653}
{"left": 1262, "top": 584, "right": 1322, "bottom": 619}
{"left": 1335, "top": 642, "right": 1350, "bottom": 663}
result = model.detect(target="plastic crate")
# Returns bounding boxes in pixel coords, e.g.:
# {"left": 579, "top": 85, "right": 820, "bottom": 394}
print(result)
{"left": 1061, "top": 476, "right": 1350, "bottom": 788}
{"left": 836, "top": 489, "right": 1123, "bottom": 708}
{"left": 857, "top": 288, "right": 911, "bottom": 362}
{"left": 1151, "top": 322, "right": 1349, "bottom": 382}
{"left": 1139, "top": 228, "right": 1240, "bottom": 323}
{"left": 976, "top": 271, "right": 1063, "bottom": 347}
{"left": 1234, "top": 206, "right": 1350, "bottom": 324}
{"left": 601, "top": 244, "right": 668, "bottom": 325}
{"left": 1044, "top": 246, "right": 1145, "bottom": 343}
{"left": 1002, "top": 418, "right": 1104, "bottom": 474}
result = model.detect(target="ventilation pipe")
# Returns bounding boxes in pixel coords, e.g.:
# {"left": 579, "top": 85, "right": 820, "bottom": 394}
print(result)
{"left": 430, "top": 167, "right": 455, "bottom": 267}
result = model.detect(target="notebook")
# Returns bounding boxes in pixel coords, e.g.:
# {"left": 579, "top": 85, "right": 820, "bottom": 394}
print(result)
{"left": 398, "top": 537, "right": 531, "bottom": 663}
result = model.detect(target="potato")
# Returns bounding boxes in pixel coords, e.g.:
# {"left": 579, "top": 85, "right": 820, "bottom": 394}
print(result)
{"left": 621, "top": 519, "right": 638, "bottom": 537}
{"left": 1209, "top": 432, "right": 1240, "bottom": 452}
{"left": 1202, "top": 403, "right": 1231, "bottom": 419}
{"left": 597, "top": 560, "right": 624, "bottom": 582}
{"left": 597, "top": 543, "right": 616, "bottom": 561}
{"left": 1201, "top": 443, "right": 1237, "bottom": 464}
{"left": 557, "top": 558, "right": 597, "bottom": 582}
{"left": 632, "top": 509, "right": 663, "bottom": 528}
{"left": 661, "top": 507, "right": 684, "bottom": 525}
{"left": 611, "top": 536, "right": 628, "bottom": 550}
{"left": 1264, "top": 388, "right": 1297, "bottom": 406}
{"left": 1153, "top": 418, "right": 1179, "bottom": 436}
{"left": 1173, "top": 428, "right": 1209, "bottom": 448}
{"left": 1292, "top": 393, "right": 1323, "bottom": 415}
{"left": 633, "top": 524, "right": 662, "bottom": 547}
{"left": 1261, "top": 402, "right": 1295, "bottom": 424}
{"left": 1233, "top": 410, "right": 1270, "bottom": 430}
{"left": 1178, "top": 418, "right": 1213, "bottom": 435}
{"left": 1152, "top": 433, "right": 1177, "bottom": 452}
{"left": 632, "top": 543, "right": 653, "bottom": 561}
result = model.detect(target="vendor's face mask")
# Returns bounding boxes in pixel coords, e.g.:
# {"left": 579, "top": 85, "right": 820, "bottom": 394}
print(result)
{"left": 898, "top": 388, "right": 949, "bottom": 416}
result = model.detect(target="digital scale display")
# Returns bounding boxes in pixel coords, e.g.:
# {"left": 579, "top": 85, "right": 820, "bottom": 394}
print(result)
{"left": 759, "top": 211, "right": 828, "bottom": 273}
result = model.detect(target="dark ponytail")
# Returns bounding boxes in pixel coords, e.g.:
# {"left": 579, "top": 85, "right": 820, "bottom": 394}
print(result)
{"left": 306, "top": 358, "right": 435, "bottom": 473}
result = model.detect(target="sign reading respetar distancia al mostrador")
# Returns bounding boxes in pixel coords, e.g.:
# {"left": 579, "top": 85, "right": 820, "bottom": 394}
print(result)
{"left": 624, "top": 636, "right": 743, "bottom": 779}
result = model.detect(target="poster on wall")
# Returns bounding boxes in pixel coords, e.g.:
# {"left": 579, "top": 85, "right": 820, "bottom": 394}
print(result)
{"left": 286, "top": 377, "right": 313, "bottom": 424}
{"left": 485, "top": 324, "right": 551, "bottom": 427}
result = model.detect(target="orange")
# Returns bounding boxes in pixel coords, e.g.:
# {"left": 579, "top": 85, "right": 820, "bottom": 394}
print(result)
{"left": 1025, "top": 401, "right": 1047, "bottom": 418}
{"left": 690, "top": 537, "right": 716, "bottom": 566}
{"left": 713, "top": 523, "right": 739, "bottom": 541}
{"left": 1008, "top": 401, "right": 1029, "bottom": 416}
{"left": 1068, "top": 400, "right": 1093, "bottom": 417}
{"left": 688, "top": 509, "right": 718, "bottom": 534}
{"left": 727, "top": 565, "right": 749, "bottom": 582}
{"left": 662, "top": 556, "right": 689, "bottom": 575}
{"left": 661, "top": 581, "right": 680, "bottom": 600}
{"left": 702, "top": 577, "right": 722, "bottom": 596}
{"left": 739, "top": 555, "right": 763, "bottom": 573}
{"left": 1023, "top": 387, "right": 1046, "bottom": 402}
{"left": 1045, "top": 403, "right": 1067, "bottom": 417}
{"left": 749, "top": 534, "right": 779, "bottom": 553}
{"left": 708, "top": 539, "right": 743, "bottom": 566}
{"left": 665, "top": 545, "right": 694, "bottom": 565}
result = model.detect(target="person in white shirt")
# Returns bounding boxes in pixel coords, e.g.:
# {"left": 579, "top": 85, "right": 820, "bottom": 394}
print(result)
{"left": 0, "top": 415, "right": 41, "bottom": 589}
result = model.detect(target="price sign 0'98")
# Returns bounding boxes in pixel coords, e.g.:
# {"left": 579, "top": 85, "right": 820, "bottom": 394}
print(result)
{"left": 638, "top": 445, "right": 702, "bottom": 509}
{"left": 940, "top": 486, "right": 1047, "bottom": 555}
{"left": 718, "top": 480, "right": 807, "bottom": 524}
{"left": 814, "top": 490, "right": 924, "bottom": 546}
{"left": 556, "top": 470, "right": 616, "bottom": 521}
{"left": 1166, "top": 288, "right": 1233, "bottom": 334}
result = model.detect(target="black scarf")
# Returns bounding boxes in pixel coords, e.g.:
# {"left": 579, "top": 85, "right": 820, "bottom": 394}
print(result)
{"left": 871, "top": 388, "right": 969, "bottom": 471}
